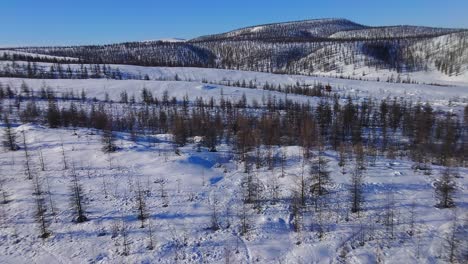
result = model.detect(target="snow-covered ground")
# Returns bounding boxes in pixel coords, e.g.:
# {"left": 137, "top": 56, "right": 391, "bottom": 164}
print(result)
{"left": 0, "top": 124, "right": 466, "bottom": 263}
{"left": 313, "top": 64, "right": 468, "bottom": 87}
{"left": 1, "top": 64, "right": 467, "bottom": 109}
{"left": 0, "top": 78, "right": 316, "bottom": 107}
{"left": 2, "top": 59, "right": 468, "bottom": 87}
{"left": 0, "top": 68, "right": 467, "bottom": 263}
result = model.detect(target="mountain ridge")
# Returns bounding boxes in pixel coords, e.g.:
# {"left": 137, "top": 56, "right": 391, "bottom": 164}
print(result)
{"left": 190, "top": 18, "right": 367, "bottom": 42}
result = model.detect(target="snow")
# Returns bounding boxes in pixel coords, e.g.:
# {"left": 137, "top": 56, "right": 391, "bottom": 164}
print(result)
{"left": 0, "top": 78, "right": 317, "bottom": 107}
{"left": 0, "top": 124, "right": 466, "bottom": 263}
{"left": 312, "top": 64, "right": 468, "bottom": 87}
{"left": 1, "top": 64, "right": 467, "bottom": 111}
{"left": 0, "top": 67, "right": 467, "bottom": 263}
{"left": 250, "top": 26, "right": 264, "bottom": 33}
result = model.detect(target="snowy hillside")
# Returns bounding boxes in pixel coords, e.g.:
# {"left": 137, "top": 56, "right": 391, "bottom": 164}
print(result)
{"left": 191, "top": 18, "right": 367, "bottom": 41}
{"left": 1, "top": 65, "right": 468, "bottom": 101}
{"left": 329, "top": 26, "right": 463, "bottom": 39}
{"left": 4, "top": 18, "right": 467, "bottom": 80}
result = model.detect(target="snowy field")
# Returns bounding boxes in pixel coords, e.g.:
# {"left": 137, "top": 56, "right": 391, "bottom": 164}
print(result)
{"left": 1, "top": 63, "right": 467, "bottom": 109}
{"left": 0, "top": 68, "right": 467, "bottom": 263}
{"left": 0, "top": 124, "right": 466, "bottom": 263}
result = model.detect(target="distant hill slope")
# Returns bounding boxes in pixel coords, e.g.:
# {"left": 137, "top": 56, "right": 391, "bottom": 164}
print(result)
{"left": 329, "top": 25, "right": 463, "bottom": 39}
{"left": 2, "top": 18, "right": 467, "bottom": 78}
{"left": 191, "top": 18, "right": 367, "bottom": 41}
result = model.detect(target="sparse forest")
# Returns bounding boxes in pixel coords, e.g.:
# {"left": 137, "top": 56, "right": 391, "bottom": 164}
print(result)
{"left": 0, "top": 74, "right": 466, "bottom": 262}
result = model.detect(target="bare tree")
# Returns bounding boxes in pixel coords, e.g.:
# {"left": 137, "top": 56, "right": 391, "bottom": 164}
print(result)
{"left": 201, "top": 168, "right": 206, "bottom": 187}
{"left": 255, "top": 145, "right": 262, "bottom": 169}
{"left": 415, "top": 233, "right": 422, "bottom": 259}
{"left": 367, "top": 145, "right": 378, "bottom": 167}
{"left": 310, "top": 152, "right": 332, "bottom": 197}
{"left": 224, "top": 245, "right": 233, "bottom": 264}
{"left": 42, "top": 172, "right": 56, "bottom": 218}
{"left": 338, "top": 143, "right": 346, "bottom": 169}
{"left": 407, "top": 200, "right": 416, "bottom": 237}
{"left": 101, "top": 125, "right": 117, "bottom": 153}
{"left": 239, "top": 203, "right": 250, "bottom": 236}
{"left": 156, "top": 178, "right": 168, "bottom": 207}
{"left": 110, "top": 220, "right": 120, "bottom": 239}
{"left": 70, "top": 165, "right": 87, "bottom": 223}
{"left": 21, "top": 130, "right": 33, "bottom": 180}
{"left": 38, "top": 149, "right": 46, "bottom": 171}
{"left": 383, "top": 191, "right": 396, "bottom": 239}
{"left": 34, "top": 195, "right": 50, "bottom": 239}
{"left": 290, "top": 190, "right": 303, "bottom": 233}
{"left": 412, "top": 146, "right": 432, "bottom": 175}
{"left": 435, "top": 167, "right": 456, "bottom": 208}
{"left": 32, "top": 169, "right": 42, "bottom": 196}
{"left": 313, "top": 197, "right": 329, "bottom": 240}
{"left": 146, "top": 219, "right": 155, "bottom": 250}
{"left": 241, "top": 173, "right": 260, "bottom": 205}
{"left": 0, "top": 180, "right": 9, "bottom": 204}
{"left": 267, "top": 174, "right": 280, "bottom": 204}
{"left": 266, "top": 147, "right": 274, "bottom": 170}
{"left": 209, "top": 194, "right": 220, "bottom": 231}
{"left": 2, "top": 115, "right": 18, "bottom": 151}
{"left": 280, "top": 148, "right": 287, "bottom": 178}
{"left": 135, "top": 180, "right": 148, "bottom": 228}
{"left": 443, "top": 214, "right": 462, "bottom": 263}
{"left": 60, "top": 141, "right": 68, "bottom": 170}
{"left": 354, "top": 143, "right": 366, "bottom": 170}
{"left": 297, "top": 158, "right": 308, "bottom": 206}
{"left": 120, "top": 220, "right": 130, "bottom": 256}
{"left": 350, "top": 166, "right": 364, "bottom": 215}
{"left": 224, "top": 203, "right": 232, "bottom": 229}
{"left": 170, "top": 228, "right": 188, "bottom": 262}
{"left": 101, "top": 174, "right": 108, "bottom": 198}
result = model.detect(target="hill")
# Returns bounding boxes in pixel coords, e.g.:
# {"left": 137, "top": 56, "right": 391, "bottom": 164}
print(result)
{"left": 1, "top": 18, "right": 467, "bottom": 82}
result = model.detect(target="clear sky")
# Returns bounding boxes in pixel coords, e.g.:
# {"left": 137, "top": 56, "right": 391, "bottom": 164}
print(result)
{"left": 2, "top": 0, "right": 468, "bottom": 47}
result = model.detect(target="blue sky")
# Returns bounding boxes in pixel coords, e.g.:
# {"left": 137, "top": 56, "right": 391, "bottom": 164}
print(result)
{"left": 2, "top": 0, "right": 468, "bottom": 46}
